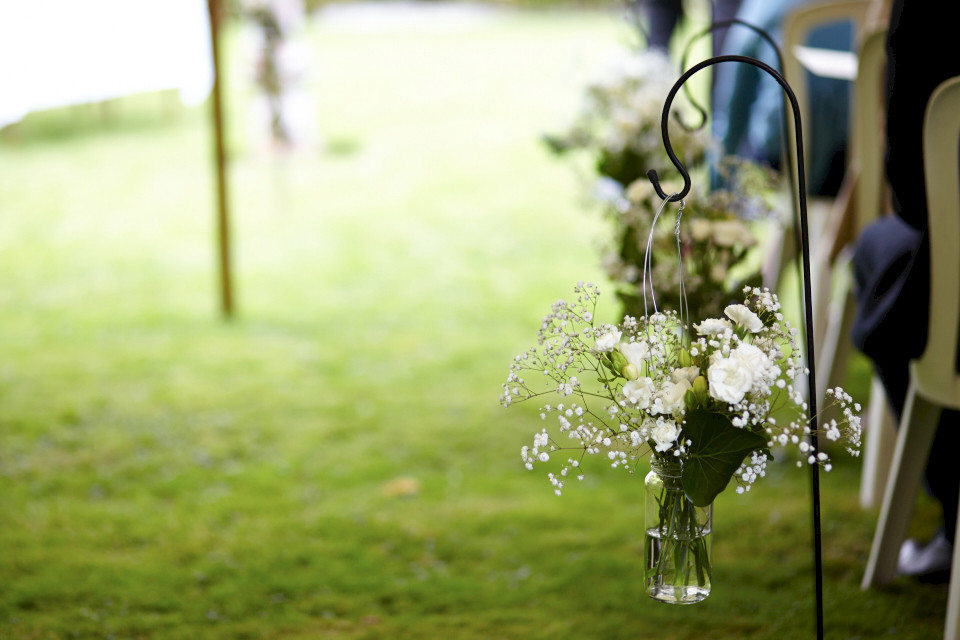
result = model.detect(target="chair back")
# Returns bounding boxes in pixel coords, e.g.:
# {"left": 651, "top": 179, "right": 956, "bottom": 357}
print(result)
{"left": 782, "top": 0, "right": 871, "bottom": 187}
{"left": 914, "top": 76, "right": 960, "bottom": 407}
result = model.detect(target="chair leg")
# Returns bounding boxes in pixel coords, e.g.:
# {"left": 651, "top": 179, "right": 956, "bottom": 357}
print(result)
{"left": 811, "top": 180, "right": 855, "bottom": 361}
{"left": 761, "top": 222, "right": 794, "bottom": 293}
{"left": 862, "top": 383, "right": 943, "bottom": 588}
{"left": 816, "top": 263, "right": 856, "bottom": 403}
{"left": 811, "top": 236, "right": 834, "bottom": 363}
{"left": 859, "top": 376, "right": 898, "bottom": 508}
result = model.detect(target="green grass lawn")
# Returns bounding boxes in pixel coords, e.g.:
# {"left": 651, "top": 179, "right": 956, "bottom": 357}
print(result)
{"left": 0, "top": 6, "right": 948, "bottom": 639}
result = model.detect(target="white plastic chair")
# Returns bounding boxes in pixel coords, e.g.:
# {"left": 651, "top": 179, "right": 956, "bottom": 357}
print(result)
{"left": 782, "top": 0, "right": 870, "bottom": 148}
{"left": 850, "top": 29, "right": 897, "bottom": 510}
{"left": 780, "top": 0, "right": 868, "bottom": 346}
{"left": 810, "top": 27, "right": 896, "bottom": 509}
{"left": 762, "top": 0, "right": 871, "bottom": 295}
{"left": 861, "top": 75, "right": 960, "bottom": 639}
{"left": 781, "top": 0, "right": 870, "bottom": 230}
{"left": 781, "top": 5, "right": 898, "bottom": 510}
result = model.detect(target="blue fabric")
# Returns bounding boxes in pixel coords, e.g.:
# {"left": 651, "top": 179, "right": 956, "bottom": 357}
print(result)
{"left": 710, "top": 0, "right": 852, "bottom": 195}
{"left": 638, "top": 0, "right": 742, "bottom": 55}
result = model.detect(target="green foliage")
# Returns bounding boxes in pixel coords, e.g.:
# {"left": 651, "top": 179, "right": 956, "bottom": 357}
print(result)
{"left": 681, "top": 411, "right": 768, "bottom": 507}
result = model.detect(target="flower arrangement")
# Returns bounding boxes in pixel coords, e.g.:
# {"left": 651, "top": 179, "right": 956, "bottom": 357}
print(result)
{"left": 545, "top": 48, "right": 782, "bottom": 322}
{"left": 544, "top": 49, "right": 711, "bottom": 186}
{"left": 603, "top": 159, "right": 781, "bottom": 321}
{"left": 500, "top": 281, "right": 861, "bottom": 601}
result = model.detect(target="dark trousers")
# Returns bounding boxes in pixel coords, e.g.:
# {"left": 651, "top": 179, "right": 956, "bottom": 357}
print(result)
{"left": 642, "top": 0, "right": 742, "bottom": 56}
{"left": 853, "top": 216, "right": 960, "bottom": 544}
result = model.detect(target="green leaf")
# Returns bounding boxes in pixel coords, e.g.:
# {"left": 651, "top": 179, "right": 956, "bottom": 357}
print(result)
{"left": 681, "top": 410, "right": 768, "bottom": 507}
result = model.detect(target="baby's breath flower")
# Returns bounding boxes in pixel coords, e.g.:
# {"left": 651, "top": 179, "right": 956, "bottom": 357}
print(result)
{"left": 503, "top": 284, "right": 862, "bottom": 497}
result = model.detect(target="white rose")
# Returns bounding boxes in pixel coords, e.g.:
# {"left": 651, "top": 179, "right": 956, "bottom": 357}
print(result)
{"left": 618, "top": 340, "right": 650, "bottom": 368}
{"left": 710, "top": 262, "right": 728, "bottom": 283}
{"left": 659, "top": 378, "right": 692, "bottom": 414}
{"left": 689, "top": 218, "right": 712, "bottom": 242}
{"left": 694, "top": 318, "right": 733, "bottom": 336}
{"left": 625, "top": 178, "right": 654, "bottom": 204}
{"left": 707, "top": 355, "right": 754, "bottom": 404}
{"left": 731, "top": 343, "right": 774, "bottom": 385}
{"left": 732, "top": 343, "right": 770, "bottom": 371}
{"left": 712, "top": 219, "right": 756, "bottom": 247}
{"left": 623, "top": 377, "right": 656, "bottom": 408}
{"left": 671, "top": 366, "right": 700, "bottom": 385}
{"left": 724, "top": 304, "right": 764, "bottom": 333}
{"left": 593, "top": 329, "right": 622, "bottom": 353}
{"left": 651, "top": 417, "right": 680, "bottom": 452}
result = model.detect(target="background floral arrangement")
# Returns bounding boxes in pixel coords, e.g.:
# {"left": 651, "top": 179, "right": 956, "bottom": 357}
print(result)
{"left": 544, "top": 49, "right": 710, "bottom": 186}
{"left": 605, "top": 159, "right": 781, "bottom": 321}
{"left": 545, "top": 49, "right": 782, "bottom": 321}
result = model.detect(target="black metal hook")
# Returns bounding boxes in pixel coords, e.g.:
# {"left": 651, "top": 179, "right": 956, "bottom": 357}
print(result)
{"left": 649, "top": 55, "right": 807, "bottom": 203}
{"left": 649, "top": 54, "right": 824, "bottom": 640}
{"left": 675, "top": 20, "right": 785, "bottom": 133}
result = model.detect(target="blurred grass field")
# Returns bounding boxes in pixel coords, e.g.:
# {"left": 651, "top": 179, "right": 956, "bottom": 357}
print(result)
{"left": 0, "top": 5, "right": 949, "bottom": 639}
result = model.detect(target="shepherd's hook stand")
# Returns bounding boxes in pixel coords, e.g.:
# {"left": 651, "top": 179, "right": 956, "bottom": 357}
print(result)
{"left": 649, "top": 55, "right": 825, "bottom": 640}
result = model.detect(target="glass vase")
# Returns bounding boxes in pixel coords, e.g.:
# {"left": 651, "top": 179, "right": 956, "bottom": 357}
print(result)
{"left": 644, "top": 457, "right": 713, "bottom": 604}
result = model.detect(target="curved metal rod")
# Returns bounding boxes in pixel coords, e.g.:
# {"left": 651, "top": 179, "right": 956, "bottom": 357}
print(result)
{"left": 675, "top": 20, "right": 784, "bottom": 132}
{"left": 648, "top": 54, "right": 824, "bottom": 640}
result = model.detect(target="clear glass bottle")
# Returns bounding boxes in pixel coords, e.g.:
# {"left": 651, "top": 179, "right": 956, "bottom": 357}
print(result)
{"left": 644, "top": 457, "right": 713, "bottom": 604}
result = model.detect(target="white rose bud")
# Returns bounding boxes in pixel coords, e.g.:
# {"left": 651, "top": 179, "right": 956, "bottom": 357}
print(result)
{"left": 651, "top": 418, "right": 680, "bottom": 452}
{"left": 694, "top": 318, "right": 733, "bottom": 336}
{"left": 710, "top": 262, "right": 728, "bottom": 283}
{"left": 671, "top": 366, "right": 700, "bottom": 385}
{"left": 659, "top": 378, "right": 692, "bottom": 414}
{"left": 593, "top": 329, "right": 622, "bottom": 353}
{"left": 712, "top": 219, "right": 756, "bottom": 247}
{"left": 689, "top": 219, "right": 712, "bottom": 242}
{"left": 724, "top": 304, "right": 764, "bottom": 333}
{"left": 618, "top": 340, "right": 650, "bottom": 368}
{"left": 623, "top": 377, "right": 656, "bottom": 409}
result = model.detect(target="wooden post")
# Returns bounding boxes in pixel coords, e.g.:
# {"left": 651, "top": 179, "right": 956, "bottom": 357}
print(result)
{"left": 207, "top": 0, "right": 234, "bottom": 318}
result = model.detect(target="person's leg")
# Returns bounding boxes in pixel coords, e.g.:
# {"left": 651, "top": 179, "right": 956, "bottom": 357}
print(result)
{"left": 710, "top": 0, "right": 742, "bottom": 57}
{"left": 925, "top": 412, "right": 960, "bottom": 545}
{"left": 643, "top": 0, "right": 683, "bottom": 51}
{"left": 851, "top": 216, "right": 928, "bottom": 364}
{"left": 851, "top": 217, "right": 950, "bottom": 576}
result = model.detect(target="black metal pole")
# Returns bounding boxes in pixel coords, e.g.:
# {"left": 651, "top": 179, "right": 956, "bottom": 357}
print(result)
{"left": 648, "top": 55, "right": 824, "bottom": 640}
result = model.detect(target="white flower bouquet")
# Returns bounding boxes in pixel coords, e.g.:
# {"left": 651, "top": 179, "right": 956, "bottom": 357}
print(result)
{"left": 544, "top": 49, "right": 712, "bottom": 187}
{"left": 545, "top": 48, "right": 781, "bottom": 323}
{"left": 500, "top": 282, "right": 862, "bottom": 601}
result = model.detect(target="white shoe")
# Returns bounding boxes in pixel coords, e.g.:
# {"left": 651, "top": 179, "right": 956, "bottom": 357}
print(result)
{"left": 897, "top": 531, "right": 952, "bottom": 580}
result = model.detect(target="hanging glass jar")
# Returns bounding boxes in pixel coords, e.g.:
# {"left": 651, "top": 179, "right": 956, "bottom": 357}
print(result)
{"left": 644, "top": 457, "right": 713, "bottom": 604}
